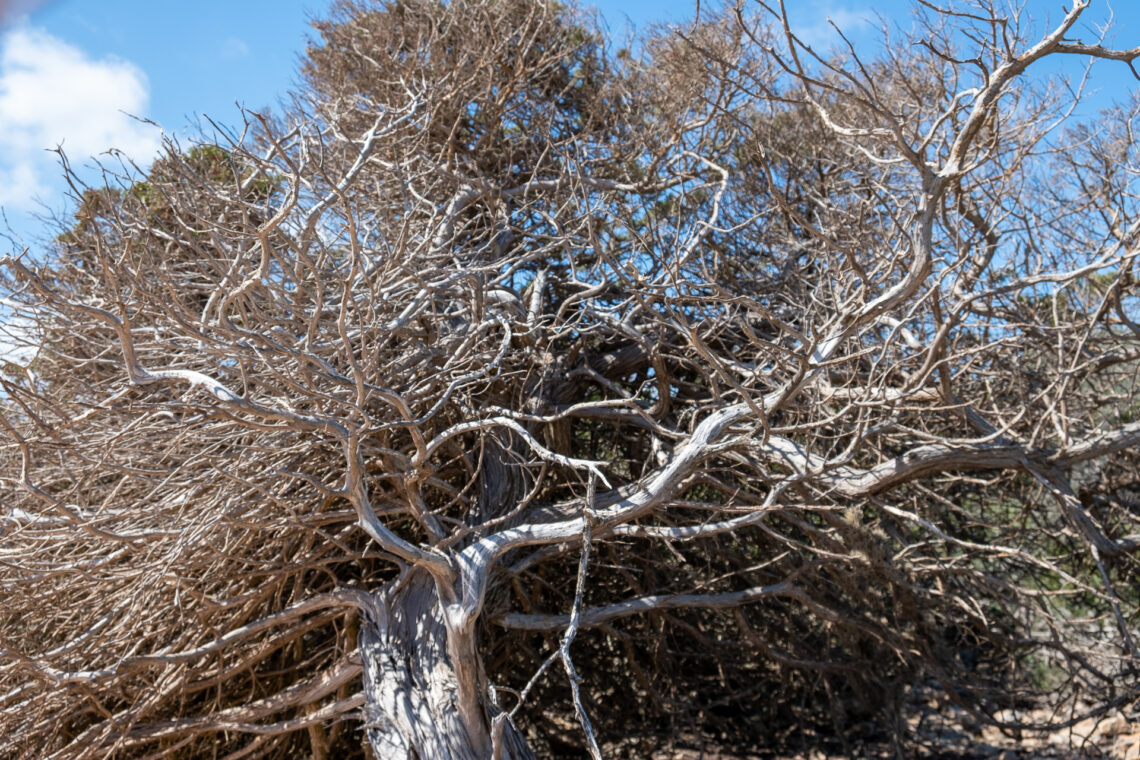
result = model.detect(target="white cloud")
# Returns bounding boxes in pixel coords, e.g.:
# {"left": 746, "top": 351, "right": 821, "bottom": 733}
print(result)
{"left": 0, "top": 311, "right": 35, "bottom": 367}
{"left": 0, "top": 25, "right": 161, "bottom": 210}
{"left": 221, "top": 36, "right": 251, "bottom": 59}
{"left": 0, "top": 1, "right": 49, "bottom": 29}
{"left": 792, "top": 5, "right": 878, "bottom": 50}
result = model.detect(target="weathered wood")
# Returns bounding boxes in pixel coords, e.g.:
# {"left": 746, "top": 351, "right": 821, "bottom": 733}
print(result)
{"left": 360, "top": 572, "right": 534, "bottom": 759}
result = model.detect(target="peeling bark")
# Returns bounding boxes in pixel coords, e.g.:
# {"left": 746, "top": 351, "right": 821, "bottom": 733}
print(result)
{"left": 359, "top": 572, "right": 534, "bottom": 760}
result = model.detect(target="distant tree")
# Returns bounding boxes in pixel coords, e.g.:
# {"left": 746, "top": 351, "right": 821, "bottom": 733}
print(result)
{"left": 3, "top": 1, "right": 1140, "bottom": 758}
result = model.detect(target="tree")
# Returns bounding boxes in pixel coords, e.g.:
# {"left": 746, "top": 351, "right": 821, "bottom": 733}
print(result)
{"left": 2, "top": 0, "right": 1140, "bottom": 757}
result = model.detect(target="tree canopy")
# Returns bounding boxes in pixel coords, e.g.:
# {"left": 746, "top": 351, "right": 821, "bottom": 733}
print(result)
{"left": 2, "top": 1, "right": 1140, "bottom": 758}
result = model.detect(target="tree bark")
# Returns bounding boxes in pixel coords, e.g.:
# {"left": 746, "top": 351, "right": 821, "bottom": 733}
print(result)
{"left": 359, "top": 571, "right": 534, "bottom": 760}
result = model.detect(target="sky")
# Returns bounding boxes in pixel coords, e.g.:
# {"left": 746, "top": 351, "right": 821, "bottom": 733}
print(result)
{"left": 0, "top": 0, "right": 1138, "bottom": 255}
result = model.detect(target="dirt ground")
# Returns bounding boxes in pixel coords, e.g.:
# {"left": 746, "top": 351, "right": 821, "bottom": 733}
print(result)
{"left": 645, "top": 705, "right": 1140, "bottom": 760}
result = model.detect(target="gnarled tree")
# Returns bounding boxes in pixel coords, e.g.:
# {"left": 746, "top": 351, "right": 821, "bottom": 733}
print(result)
{"left": 2, "top": 0, "right": 1140, "bottom": 757}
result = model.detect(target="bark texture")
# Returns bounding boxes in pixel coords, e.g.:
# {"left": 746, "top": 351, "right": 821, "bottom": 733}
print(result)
{"left": 360, "top": 572, "right": 534, "bottom": 759}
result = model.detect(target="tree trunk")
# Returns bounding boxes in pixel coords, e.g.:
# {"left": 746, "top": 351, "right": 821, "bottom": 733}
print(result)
{"left": 359, "top": 571, "right": 534, "bottom": 759}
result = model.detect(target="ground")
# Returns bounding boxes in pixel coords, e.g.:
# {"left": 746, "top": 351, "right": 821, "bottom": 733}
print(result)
{"left": 645, "top": 707, "right": 1140, "bottom": 760}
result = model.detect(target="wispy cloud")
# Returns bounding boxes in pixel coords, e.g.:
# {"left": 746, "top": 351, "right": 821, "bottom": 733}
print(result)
{"left": 791, "top": 4, "right": 878, "bottom": 51}
{"left": 0, "top": 25, "right": 161, "bottom": 210}
{"left": 0, "top": 0, "right": 50, "bottom": 29}
{"left": 220, "top": 36, "right": 251, "bottom": 59}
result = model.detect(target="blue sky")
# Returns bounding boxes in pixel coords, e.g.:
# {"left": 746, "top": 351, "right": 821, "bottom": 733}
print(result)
{"left": 0, "top": 0, "right": 1137, "bottom": 254}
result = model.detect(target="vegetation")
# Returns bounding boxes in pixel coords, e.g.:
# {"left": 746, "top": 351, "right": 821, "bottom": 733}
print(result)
{"left": 2, "top": 1, "right": 1139, "bottom": 757}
